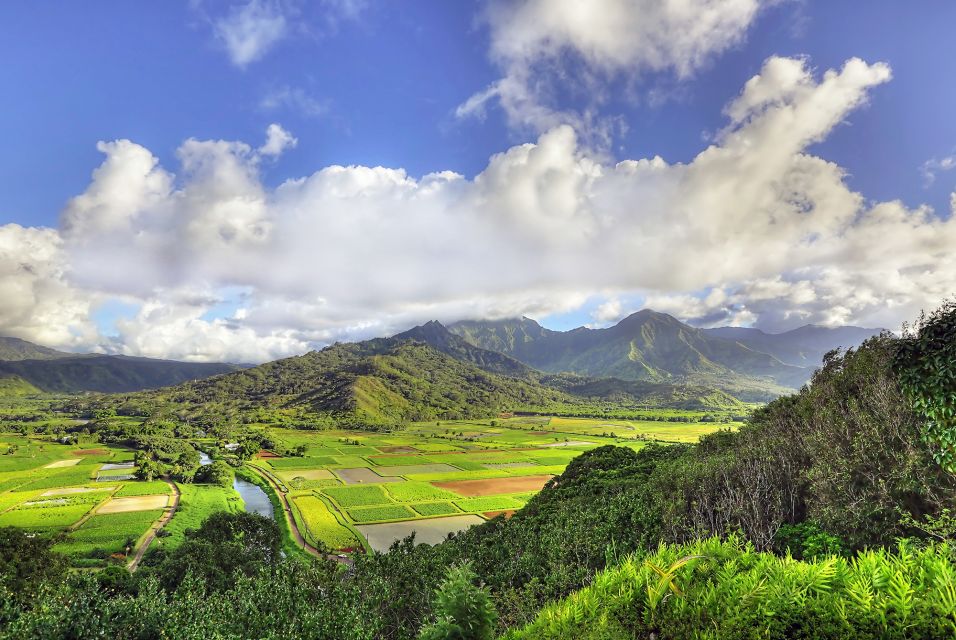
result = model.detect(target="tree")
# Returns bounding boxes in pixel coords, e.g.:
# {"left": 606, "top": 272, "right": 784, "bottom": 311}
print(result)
{"left": 195, "top": 460, "right": 234, "bottom": 487}
{"left": 895, "top": 298, "right": 956, "bottom": 473}
{"left": 0, "top": 527, "right": 67, "bottom": 605}
{"left": 418, "top": 563, "right": 497, "bottom": 640}
{"left": 148, "top": 512, "right": 281, "bottom": 593}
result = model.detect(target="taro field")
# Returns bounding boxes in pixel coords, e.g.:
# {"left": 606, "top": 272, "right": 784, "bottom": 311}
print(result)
{"left": 0, "top": 435, "right": 177, "bottom": 567}
{"left": 250, "top": 414, "right": 738, "bottom": 553}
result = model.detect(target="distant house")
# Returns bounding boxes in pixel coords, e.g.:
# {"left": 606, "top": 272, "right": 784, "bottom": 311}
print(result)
{"left": 224, "top": 443, "right": 240, "bottom": 452}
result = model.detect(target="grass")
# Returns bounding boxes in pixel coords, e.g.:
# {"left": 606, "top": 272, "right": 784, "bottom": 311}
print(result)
{"left": 162, "top": 483, "right": 243, "bottom": 546}
{"left": 54, "top": 509, "right": 164, "bottom": 558}
{"left": 322, "top": 485, "right": 392, "bottom": 507}
{"left": 291, "top": 494, "right": 360, "bottom": 550}
{"left": 347, "top": 504, "right": 414, "bottom": 523}
{"left": 411, "top": 502, "right": 460, "bottom": 516}
{"left": 115, "top": 481, "right": 170, "bottom": 497}
{"left": 0, "top": 501, "right": 96, "bottom": 529}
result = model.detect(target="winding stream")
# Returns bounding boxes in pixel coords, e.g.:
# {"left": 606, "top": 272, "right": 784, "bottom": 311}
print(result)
{"left": 199, "top": 452, "right": 275, "bottom": 519}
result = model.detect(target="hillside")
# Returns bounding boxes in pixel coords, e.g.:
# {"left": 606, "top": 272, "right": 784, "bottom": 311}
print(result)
{"left": 0, "top": 336, "right": 241, "bottom": 394}
{"left": 0, "top": 337, "right": 78, "bottom": 361}
{"left": 105, "top": 324, "right": 746, "bottom": 425}
{"left": 703, "top": 324, "right": 883, "bottom": 367}
{"left": 389, "top": 321, "right": 747, "bottom": 412}
{"left": 449, "top": 311, "right": 807, "bottom": 399}
{"left": 119, "top": 338, "right": 571, "bottom": 426}
{"left": 0, "top": 374, "right": 42, "bottom": 396}
{"left": 0, "top": 354, "right": 240, "bottom": 394}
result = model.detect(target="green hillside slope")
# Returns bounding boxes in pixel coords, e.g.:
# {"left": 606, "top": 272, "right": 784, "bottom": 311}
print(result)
{"left": 0, "top": 355, "right": 239, "bottom": 394}
{"left": 0, "top": 336, "right": 77, "bottom": 361}
{"left": 0, "top": 374, "right": 42, "bottom": 396}
{"left": 450, "top": 311, "right": 806, "bottom": 399}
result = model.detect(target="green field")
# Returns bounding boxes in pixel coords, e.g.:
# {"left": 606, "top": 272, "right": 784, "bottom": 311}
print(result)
{"left": 0, "top": 409, "right": 736, "bottom": 561}
{"left": 0, "top": 435, "right": 177, "bottom": 566}
{"left": 249, "top": 414, "right": 737, "bottom": 551}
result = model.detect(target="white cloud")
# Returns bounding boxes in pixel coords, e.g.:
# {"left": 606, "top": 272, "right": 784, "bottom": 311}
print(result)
{"left": 591, "top": 298, "right": 625, "bottom": 325}
{"left": 921, "top": 153, "right": 956, "bottom": 186}
{"left": 259, "top": 123, "right": 298, "bottom": 157}
{"left": 6, "top": 57, "right": 956, "bottom": 360}
{"left": 260, "top": 86, "right": 328, "bottom": 117}
{"left": 459, "top": 0, "right": 769, "bottom": 139}
{"left": 214, "top": 0, "right": 288, "bottom": 68}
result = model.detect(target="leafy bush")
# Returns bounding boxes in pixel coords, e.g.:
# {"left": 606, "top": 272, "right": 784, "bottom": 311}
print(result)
{"left": 895, "top": 298, "right": 956, "bottom": 473}
{"left": 418, "top": 563, "right": 497, "bottom": 640}
{"left": 505, "top": 536, "right": 956, "bottom": 640}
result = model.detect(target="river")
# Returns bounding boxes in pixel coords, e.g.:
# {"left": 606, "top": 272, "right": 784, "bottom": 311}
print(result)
{"left": 198, "top": 452, "right": 275, "bottom": 519}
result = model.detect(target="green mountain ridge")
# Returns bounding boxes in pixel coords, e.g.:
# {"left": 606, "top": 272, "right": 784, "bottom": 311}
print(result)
{"left": 448, "top": 311, "right": 877, "bottom": 400}
{"left": 0, "top": 337, "right": 78, "bottom": 361}
{"left": 101, "top": 324, "right": 745, "bottom": 426}
{"left": 0, "top": 337, "right": 241, "bottom": 394}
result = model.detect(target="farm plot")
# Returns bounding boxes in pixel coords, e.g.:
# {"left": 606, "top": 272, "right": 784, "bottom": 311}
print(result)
{"left": 43, "top": 459, "right": 81, "bottom": 469}
{"left": 275, "top": 468, "right": 334, "bottom": 482}
{"left": 291, "top": 495, "right": 360, "bottom": 550}
{"left": 163, "top": 483, "right": 243, "bottom": 546}
{"left": 348, "top": 505, "right": 414, "bottom": 523}
{"left": 334, "top": 467, "right": 403, "bottom": 485}
{"left": 453, "top": 496, "right": 524, "bottom": 512}
{"left": 384, "top": 481, "right": 459, "bottom": 502}
{"left": 0, "top": 499, "right": 98, "bottom": 530}
{"left": 411, "top": 502, "right": 460, "bottom": 516}
{"left": 55, "top": 509, "right": 165, "bottom": 558}
{"left": 434, "top": 475, "right": 553, "bottom": 497}
{"left": 375, "top": 463, "right": 458, "bottom": 476}
{"left": 323, "top": 485, "right": 392, "bottom": 507}
{"left": 97, "top": 495, "right": 169, "bottom": 514}
{"left": 356, "top": 515, "right": 485, "bottom": 552}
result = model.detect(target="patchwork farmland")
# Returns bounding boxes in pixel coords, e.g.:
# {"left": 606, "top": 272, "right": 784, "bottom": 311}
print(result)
{"left": 0, "top": 435, "right": 177, "bottom": 567}
{"left": 0, "top": 413, "right": 738, "bottom": 564}
{"left": 249, "top": 414, "right": 739, "bottom": 553}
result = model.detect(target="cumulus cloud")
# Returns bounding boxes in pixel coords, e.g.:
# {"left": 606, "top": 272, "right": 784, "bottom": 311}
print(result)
{"left": 214, "top": 0, "right": 289, "bottom": 68}
{"left": 259, "top": 123, "right": 298, "bottom": 157}
{"left": 6, "top": 57, "right": 956, "bottom": 360}
{"left": 458, "top": 0, "right": 769, "bottom": 139}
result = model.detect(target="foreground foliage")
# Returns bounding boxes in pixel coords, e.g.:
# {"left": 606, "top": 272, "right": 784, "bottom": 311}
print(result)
{"left": 506, "top": 537, "right": 956, "bottom": 640}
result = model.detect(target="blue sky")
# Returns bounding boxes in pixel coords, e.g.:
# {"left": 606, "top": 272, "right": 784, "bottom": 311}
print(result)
{"left": 2, "top": 1, "right": 956, "bottom": 361}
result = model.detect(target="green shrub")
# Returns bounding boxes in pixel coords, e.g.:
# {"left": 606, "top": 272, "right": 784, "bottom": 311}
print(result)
{"left": 505, "top": 536, "right": 956, "bottom": 640}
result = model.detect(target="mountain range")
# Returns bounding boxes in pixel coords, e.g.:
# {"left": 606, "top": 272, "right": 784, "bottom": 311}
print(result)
{"left": 0, "top": 337, "right": 240, "bottom": 394}
{"left": 448, "top": 311, "right": 882, "bottom": 400}
{"left": 1, "top": 311, "right": 881, "bottom": 416}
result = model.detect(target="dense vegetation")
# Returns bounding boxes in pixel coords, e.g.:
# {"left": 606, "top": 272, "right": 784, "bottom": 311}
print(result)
{"left": 87, "top": 327, "right": 745, "bottom": 430}
{"left": 0, "top": 305, "right": 952, "bottom": 639}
